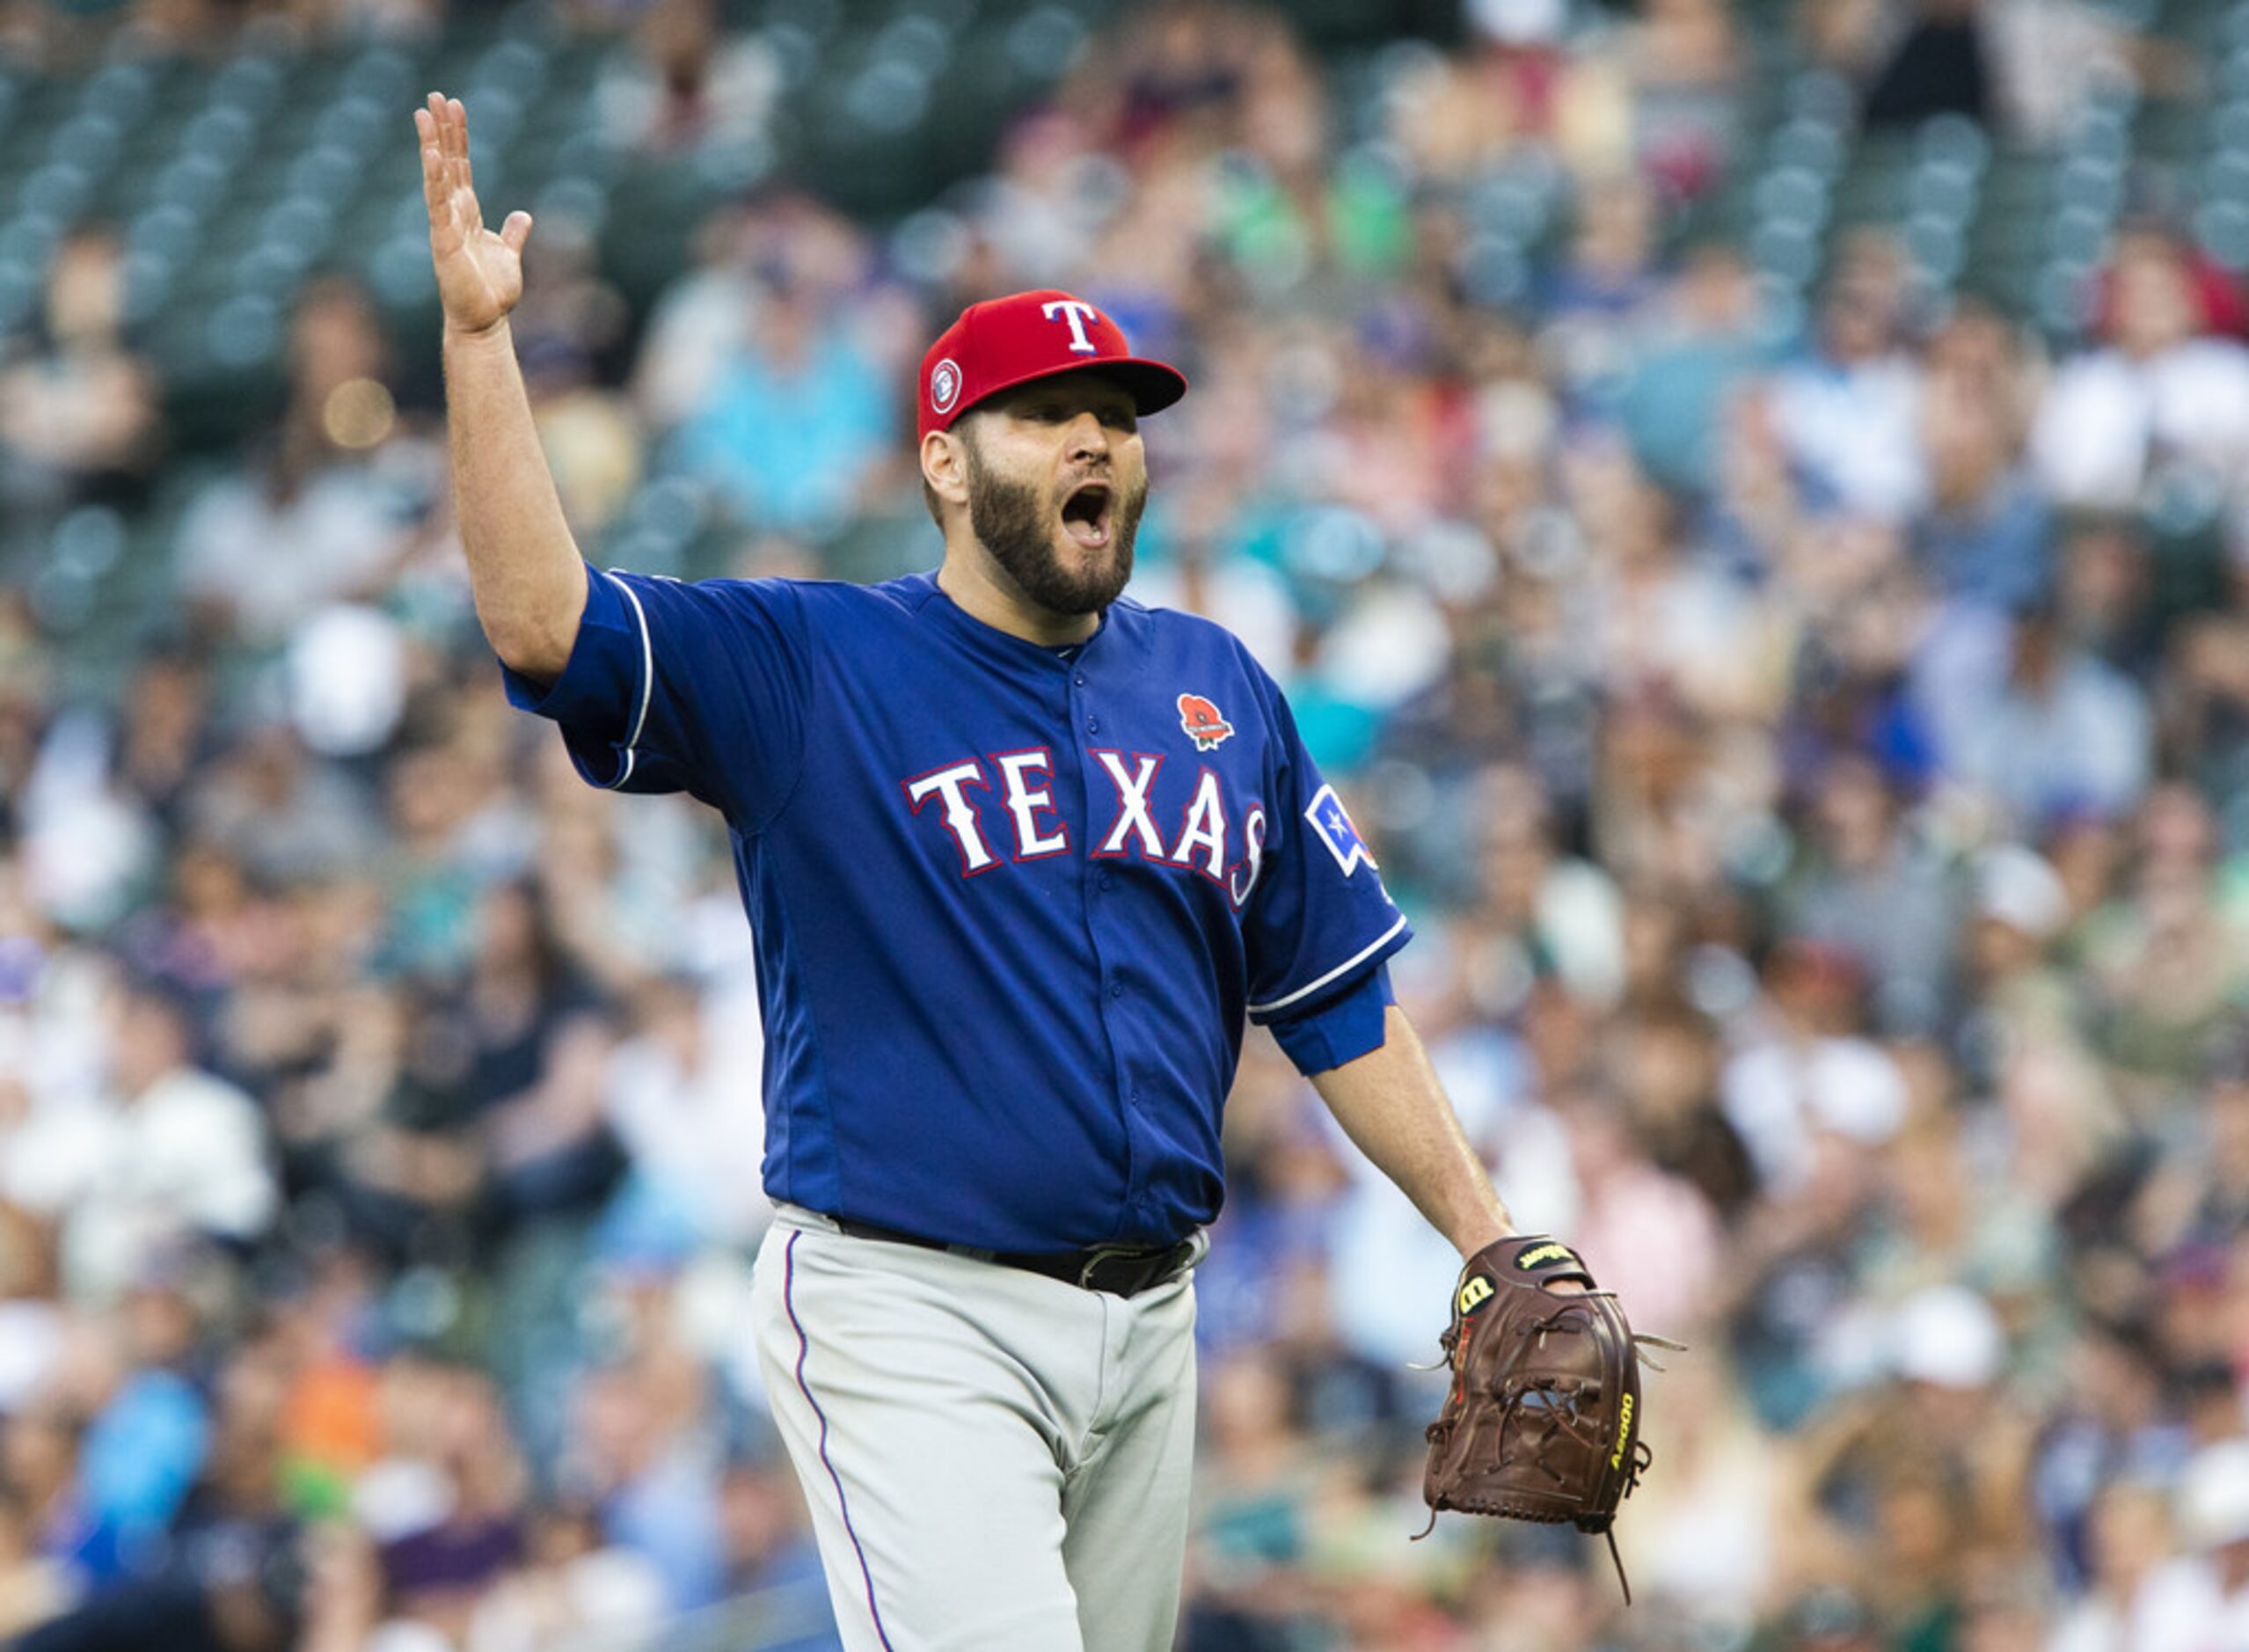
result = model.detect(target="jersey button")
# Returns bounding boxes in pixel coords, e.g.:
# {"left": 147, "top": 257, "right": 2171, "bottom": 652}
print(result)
{"left": 1086, "top": 717, "right": 1099, "bottom": 734}
{"left": 1099, "top": 874, "right": 1114, "bottom": 892}
{"left": 1073, "top": 674, "right": 1087, "bottom": 688}
{"left": 1110, "top": 981, "right": 1124, "bottom": 999}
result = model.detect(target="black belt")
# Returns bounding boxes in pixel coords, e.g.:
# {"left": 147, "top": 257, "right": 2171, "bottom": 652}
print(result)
{"left": 829, "top": 1216, "right": 1195, "bottom": 1299}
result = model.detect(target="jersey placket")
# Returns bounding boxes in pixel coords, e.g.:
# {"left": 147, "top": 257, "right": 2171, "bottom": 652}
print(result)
{"left": 1063, "top": 648, "right": 1159, "bottom": 1232}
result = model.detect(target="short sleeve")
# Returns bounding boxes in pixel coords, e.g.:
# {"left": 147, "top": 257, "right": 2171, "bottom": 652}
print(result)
{"left": 1242, "top": 674, "right": 1412, "bottom": 1024}
{"left": 501, "top": 566, "right": 809, "bottom": 826}
{"left": 1266, "top": 962, "right": 1395, "bottom": 1076}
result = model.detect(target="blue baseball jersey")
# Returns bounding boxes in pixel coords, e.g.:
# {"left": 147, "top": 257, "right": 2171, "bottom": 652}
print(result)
{"left": 504, "top": 567, "right": 1411, "bottom": 1252}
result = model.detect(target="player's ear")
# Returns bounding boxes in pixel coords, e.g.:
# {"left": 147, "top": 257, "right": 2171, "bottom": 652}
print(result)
{"left": 921, "top": 428, "right": 970, "bottom": 514}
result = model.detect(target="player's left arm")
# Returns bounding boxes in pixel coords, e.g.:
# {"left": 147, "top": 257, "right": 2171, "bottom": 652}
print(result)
{"left": 1231, "top": 654, "right": 1530, "bottom": 1262}
{"left": 1306, "top": 1006, "right": 1516, "bottom": 1260}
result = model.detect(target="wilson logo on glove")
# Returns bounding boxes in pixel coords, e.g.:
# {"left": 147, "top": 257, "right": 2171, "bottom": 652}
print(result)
{"left": 1513, "top": 1241, "right": 1579, "bottom": 1270}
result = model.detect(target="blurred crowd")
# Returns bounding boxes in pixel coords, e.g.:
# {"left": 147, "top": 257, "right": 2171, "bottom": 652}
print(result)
{"left": 4, "top": 0, "right": 2249, "bottom": 1647}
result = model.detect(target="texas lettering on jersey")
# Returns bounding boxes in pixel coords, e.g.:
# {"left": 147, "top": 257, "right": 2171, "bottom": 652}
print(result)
{"left": 902, "top": 749, "right": 1270, "bottom": 909}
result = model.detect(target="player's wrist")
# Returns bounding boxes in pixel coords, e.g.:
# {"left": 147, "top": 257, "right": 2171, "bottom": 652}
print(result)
{"left": 1454, "top": 1202, "right": 1517, "bottom": 1259}
{"left": 443, "top": 314, "right": 515, "bottom": 348}
{"left": 1455, "top": 1221, "right": 1514, "bottom": 1260}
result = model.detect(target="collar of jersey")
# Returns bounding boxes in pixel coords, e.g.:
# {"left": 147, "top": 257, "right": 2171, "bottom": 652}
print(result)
{"left": 909, "top": 569, "right": 1141, "bottom": 669}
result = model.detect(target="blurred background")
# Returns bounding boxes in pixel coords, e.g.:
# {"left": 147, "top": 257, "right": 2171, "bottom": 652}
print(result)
{"left": 0, "top": 0, "right": 2247, "bottom": 1647}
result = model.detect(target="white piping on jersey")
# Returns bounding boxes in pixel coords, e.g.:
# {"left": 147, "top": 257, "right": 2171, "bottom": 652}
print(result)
{"left": 602, "top": 570, "right": 655, "bottom": 790}
{"left": 1247, "top": 911, "right": 1409, "bottom": 1016}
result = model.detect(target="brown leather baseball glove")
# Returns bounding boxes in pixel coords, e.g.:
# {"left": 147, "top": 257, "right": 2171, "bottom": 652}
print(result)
{"left": 1417, "top": 1234, "right": 1676, "bottom": 1601}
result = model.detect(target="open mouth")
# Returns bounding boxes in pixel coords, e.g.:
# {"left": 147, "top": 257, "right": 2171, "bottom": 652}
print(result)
{"left": 1060, "top": 481, "right": 1113, "bottom": 550}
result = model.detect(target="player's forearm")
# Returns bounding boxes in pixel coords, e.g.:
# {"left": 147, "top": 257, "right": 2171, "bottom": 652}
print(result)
{"left": 442, "top": 319, "right": 588, "bottom": 680}
{"left": 1309, "top": 1006, "right": 1515, "bottom": 1258}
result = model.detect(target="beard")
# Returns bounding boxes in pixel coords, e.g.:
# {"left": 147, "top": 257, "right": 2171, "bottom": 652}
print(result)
{"left": 964, "top": 437, "right": 1146, "bottom": 617}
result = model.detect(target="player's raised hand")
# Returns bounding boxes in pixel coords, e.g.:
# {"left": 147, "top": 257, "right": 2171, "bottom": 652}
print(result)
{"left": 416, "top": 93, "right": 531, "bottom": 337}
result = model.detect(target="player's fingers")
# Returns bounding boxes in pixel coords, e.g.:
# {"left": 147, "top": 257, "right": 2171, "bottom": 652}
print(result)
{"left": 421, "top": 144, "right": 449, "bottom": 224}
{"left": 447, "top": 97, "right": 475, "bottom": 191}
{"left": 429, "top": 99, "right": 485, "bottom": 236}
{"left": 426, "top": 91, "right": 450, "bottom": 171}
{"left": 420, "top": 95, "right": 459, "bottom": 207}
{"left": 500, "top": 210, "right": 532, "bottom": 255}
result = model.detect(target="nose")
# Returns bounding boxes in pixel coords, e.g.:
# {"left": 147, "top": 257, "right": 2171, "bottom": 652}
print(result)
{"left": 1064, "top": 411, "right": 1110, "bottom": 462}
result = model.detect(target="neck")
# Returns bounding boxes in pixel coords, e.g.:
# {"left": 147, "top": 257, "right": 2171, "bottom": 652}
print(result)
{"left": 937, "top": 538, "right": 1100, "bottom": 647}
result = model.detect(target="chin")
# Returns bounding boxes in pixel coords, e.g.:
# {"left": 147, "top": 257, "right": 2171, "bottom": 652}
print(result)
{"left": 1055, "top": 534, "right": 1122, "bottom": 576}
{"left": 1037, "top": 540, "right": 1132, "bottom": 614}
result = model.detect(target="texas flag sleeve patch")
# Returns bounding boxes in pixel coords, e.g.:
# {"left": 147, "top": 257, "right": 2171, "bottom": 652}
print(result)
{"left": 1304, "top": 783, "right": 1377, "bottom": 877}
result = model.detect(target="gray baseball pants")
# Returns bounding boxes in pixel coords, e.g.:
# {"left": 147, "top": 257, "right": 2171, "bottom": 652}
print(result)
{"left": 750, "top": 1203, "right": 1203, "bottom": 1652}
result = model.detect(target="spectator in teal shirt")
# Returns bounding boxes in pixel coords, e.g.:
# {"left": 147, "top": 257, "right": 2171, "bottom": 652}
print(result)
{"left": 668, "top": 284, "right": 893, "bottom": 537}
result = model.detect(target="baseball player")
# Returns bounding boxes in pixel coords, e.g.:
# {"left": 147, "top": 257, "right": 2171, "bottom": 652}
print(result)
{"left": 420, "top": 91, "right": 1560, "bottom": 1650}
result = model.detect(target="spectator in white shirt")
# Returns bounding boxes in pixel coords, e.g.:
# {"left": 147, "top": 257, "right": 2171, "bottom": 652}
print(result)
{"left": 1768, "top": 239, "right": 1928, "bottom": 522}
{"left": 2124, "top": 1440, "right": 2249, "bottom": 1652}
{"left": 4, "top": 978, "right": 276, "bottom": 1303}
{"left": 599, "top": 972, "right": 770, "bottom": 1254}
{"left": 1721, "top": 939, "right": 1911, "bottom": 1197}
{"left": 2031, "top": 228, "right": 2249, "bottom": 513}
{"left": 1914, "top": 597, "right": 2152, "bottom": 830}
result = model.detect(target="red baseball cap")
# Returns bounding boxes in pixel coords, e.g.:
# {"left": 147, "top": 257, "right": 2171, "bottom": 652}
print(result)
{"left": 917, "top": 289, "right": 1187, "bottom": 441}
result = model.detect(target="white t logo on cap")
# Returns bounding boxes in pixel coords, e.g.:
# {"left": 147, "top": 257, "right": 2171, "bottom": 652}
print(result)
{"left": 1041, "top": 299, "right": 1101, "bottom": 355}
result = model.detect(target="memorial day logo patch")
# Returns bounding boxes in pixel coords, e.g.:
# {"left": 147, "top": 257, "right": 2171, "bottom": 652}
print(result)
{"left": 1177, "top": 693, "right": 1235, "bottom": 751}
